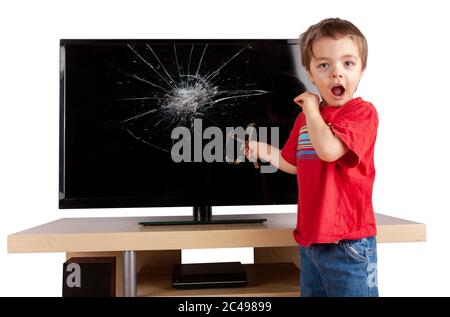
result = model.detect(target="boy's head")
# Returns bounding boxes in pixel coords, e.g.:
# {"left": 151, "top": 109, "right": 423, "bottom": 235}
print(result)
{"left": 299, "top": 18, "right": 368, "bottom": 106}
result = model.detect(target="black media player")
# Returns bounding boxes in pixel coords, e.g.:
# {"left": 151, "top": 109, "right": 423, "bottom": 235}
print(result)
{"left": 172, "top": 262, "right": 247, "bottom": 289}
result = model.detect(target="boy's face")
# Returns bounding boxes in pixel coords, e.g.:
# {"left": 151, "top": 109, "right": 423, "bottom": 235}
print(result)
{"left": 307, "top": 36, "right": 364, "bottom": 107}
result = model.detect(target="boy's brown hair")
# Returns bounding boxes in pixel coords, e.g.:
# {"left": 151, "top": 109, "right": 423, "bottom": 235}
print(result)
{"left": 300, "top": 18, "right": 368, "bottom": 72}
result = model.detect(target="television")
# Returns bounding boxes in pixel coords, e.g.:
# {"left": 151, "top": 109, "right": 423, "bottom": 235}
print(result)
{"left": 59, "top": 39, "right": 307, "bottom": 224}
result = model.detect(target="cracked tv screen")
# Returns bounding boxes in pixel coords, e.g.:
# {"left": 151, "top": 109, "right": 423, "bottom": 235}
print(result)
{"left": 60, "top": 40, "right": 305, "bottom": 208}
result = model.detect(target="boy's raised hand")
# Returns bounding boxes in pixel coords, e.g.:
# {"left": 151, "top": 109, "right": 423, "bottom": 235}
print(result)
{"left": 293, "top": 92, "right": 320, "bottom": 113}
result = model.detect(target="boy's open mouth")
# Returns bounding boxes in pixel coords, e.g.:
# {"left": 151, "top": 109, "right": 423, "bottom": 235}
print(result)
{"left": 331, "top": 84, "right": 345, "bottom": 97}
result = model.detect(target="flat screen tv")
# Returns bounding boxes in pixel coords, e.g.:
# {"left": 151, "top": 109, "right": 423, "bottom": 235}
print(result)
{"left": 59, "top": 39, "right": 307, "bottom": 224}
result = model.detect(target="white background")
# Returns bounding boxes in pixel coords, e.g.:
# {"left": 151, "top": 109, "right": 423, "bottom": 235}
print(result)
{"left": 1, "top": 0, "right": 449, "bottom": 296}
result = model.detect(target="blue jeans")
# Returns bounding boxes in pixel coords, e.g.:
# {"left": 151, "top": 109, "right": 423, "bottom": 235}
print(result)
{"left": 300, "top": 236, "right": 378, "bottom": 297}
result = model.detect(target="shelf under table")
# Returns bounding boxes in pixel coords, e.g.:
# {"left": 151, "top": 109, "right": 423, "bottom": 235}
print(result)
{"left": 137, "top": 262, "right": 300, "bottom": 297}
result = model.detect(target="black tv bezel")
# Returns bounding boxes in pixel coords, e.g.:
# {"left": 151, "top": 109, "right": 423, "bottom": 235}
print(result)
{"left": 59, "top": 39, "right": 300, "bottom": 209}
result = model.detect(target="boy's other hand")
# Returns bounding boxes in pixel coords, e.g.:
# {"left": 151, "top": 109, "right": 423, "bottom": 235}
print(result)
{"left": 294, "top": 92, "right": 320, "bottom": 113}
{"left": 245, "top": 140, "right": 262, "bottom": 169}
{"left": 245, "top": 140, "right": 259, "bottom": 161}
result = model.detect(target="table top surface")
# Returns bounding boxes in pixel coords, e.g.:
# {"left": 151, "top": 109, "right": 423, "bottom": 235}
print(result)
{"left": 7, "top": 213, "right": 426, "bottom": 253}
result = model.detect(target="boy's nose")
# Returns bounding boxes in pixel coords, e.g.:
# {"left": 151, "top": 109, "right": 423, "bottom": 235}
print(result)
{"left": 331, "top": 65, "right": 344, "bottom": 78}
{"left": 331, "top": 69, "right": 344, "bottom": 78}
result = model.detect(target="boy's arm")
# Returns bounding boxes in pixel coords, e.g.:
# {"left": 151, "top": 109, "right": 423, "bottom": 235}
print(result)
{"left": 246, "top": 141, "right": 297, "bottom": 174}
{"left": 304, "top": 110, "right": 349, "bottom": 162}
{"left": 294, "top": 92, "right": 349, "bottom": 162}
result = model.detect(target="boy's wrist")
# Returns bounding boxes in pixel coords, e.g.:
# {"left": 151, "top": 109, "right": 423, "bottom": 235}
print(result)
{"left": 265, "top": 144, "right": 271, "bottom": 163}
{"left": 303, "top": 108, "right": 321, "bottom": 117}
{"left": 258, "top": 143, "right": 271, "bottom": 162}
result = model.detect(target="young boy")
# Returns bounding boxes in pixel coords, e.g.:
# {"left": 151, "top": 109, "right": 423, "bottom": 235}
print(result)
{"left": 246, "top": 18, "right": 379, "bottom": 297}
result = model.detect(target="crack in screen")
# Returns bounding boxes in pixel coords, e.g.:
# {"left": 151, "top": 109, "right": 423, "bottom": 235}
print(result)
{"left": 108, "top": 43, "right": 273, "bottom": 152}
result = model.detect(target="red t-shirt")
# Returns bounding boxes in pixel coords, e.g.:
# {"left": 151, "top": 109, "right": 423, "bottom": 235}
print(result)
{"left": 281, "top": 97, "right": 378, "bottom": 247}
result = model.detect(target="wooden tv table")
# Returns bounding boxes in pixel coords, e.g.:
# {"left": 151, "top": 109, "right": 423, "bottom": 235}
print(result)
{"left": 7, "top": 213, "right": 426, "bottom": 297}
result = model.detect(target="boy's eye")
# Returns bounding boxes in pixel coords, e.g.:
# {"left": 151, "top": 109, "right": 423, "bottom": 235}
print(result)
{"left": 344, "top": 61, "right": 355, "bottom": 67}
{"left": 318, "top": 63, "right": 329, "bottom": 69}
